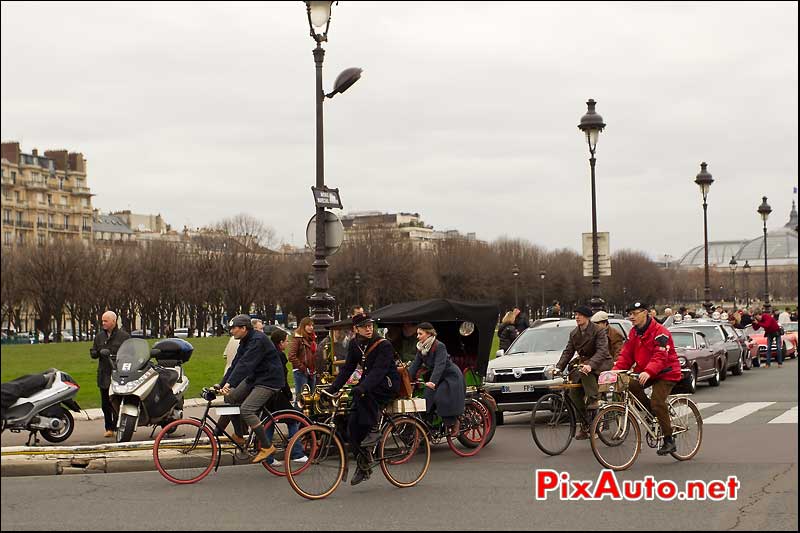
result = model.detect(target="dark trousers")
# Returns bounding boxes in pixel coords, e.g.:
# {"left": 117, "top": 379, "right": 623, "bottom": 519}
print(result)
{"left": 100, "top": 387, "right": 116, "bottom": 431}
{"left": 765, "top": 332, "right": 783, "bottom": 365}
{"left": 569, "top": 370, "right": 601, "bottom": 426}
{"left": 628, "top": 379, "right": 675, "bottom": 437}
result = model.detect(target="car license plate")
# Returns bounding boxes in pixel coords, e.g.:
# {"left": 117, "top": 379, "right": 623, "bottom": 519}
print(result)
{"left": 501, "top": 384, "right": 538, "bottom": 393}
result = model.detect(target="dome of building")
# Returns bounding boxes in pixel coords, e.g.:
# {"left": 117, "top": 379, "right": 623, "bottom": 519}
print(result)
{"left": 678, "top": 201, "right": 798, "bottom": 269}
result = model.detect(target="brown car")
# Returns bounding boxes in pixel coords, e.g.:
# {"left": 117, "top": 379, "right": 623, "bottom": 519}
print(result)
{"left": 670, "top": 328, "right": 727, "bottom": 393}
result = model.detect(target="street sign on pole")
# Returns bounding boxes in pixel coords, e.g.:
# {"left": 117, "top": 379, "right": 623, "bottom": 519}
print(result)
{"left": 582, "top": 232, "right": 611, "bottom": 277}
{"left": 306, "top": 211, "right": 345, "bottom": 256}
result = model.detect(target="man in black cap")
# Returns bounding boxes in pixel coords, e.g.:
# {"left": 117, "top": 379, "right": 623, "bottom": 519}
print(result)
{"left": 328, "top": 313, "right": 400, "bottom": 486}
{"left": 554, "top": 305, "right": 612, "bottom": 439}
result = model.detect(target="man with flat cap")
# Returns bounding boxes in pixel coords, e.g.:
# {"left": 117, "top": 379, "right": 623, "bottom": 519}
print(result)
{"left": 329, "top": 312, "right": 400, "bottom": 486}
{"left": 613, "top": 301, "right": 682, "bottom": 455}
{"left": 555, "top": 305, "right": 613, "bottom": 439}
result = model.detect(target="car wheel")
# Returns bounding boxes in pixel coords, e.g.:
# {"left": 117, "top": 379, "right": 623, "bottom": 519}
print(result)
{"left": 688, "top": 367, "right": 697, "bottom": 394}
{"left": 719, "top": 356, "right": 728, "bottom": 381}
{"left": 708, "top": 363, "right": 721, "bottom": 387}
{"left": 744, "top": 352, "right": 753, "bottom": 370}
{"left": 732, "top": 355, "right": 744, "bottom": 376}
{"left": 495, "top": 411, "right": 504, "bottom": 426}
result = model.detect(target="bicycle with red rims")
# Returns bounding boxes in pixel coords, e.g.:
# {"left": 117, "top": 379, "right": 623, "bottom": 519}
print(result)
{"left": 153, "top": 386, "right": 313, "bottom": 484}
{"left": 405, "top": 381, "right": 490, "bottom": 457}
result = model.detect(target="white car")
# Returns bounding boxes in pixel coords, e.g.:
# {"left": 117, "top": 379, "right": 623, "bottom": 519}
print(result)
{"left": 484, "top": 318, "right": 633, "bottom": 417}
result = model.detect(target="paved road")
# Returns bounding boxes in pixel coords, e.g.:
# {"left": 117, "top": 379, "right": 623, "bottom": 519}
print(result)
{"left": 2, "top": 360, "right": 797, "bottom": 530}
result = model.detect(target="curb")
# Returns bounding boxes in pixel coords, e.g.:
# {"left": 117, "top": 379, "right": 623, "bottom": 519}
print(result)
{"left": 78, "top": 397, "right": 213, "bottom": 421}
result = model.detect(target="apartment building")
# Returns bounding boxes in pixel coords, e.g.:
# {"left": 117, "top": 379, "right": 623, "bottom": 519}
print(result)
{"left": 341, "top": 211, "right": 479, "bottom": 250}
{"left": 1, "top": 142, "right": 94, "bottom": 248}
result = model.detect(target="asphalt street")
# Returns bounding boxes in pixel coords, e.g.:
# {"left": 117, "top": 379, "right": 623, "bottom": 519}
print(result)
{"left": 1, "top": 359, "right": 797, "bottom": 531}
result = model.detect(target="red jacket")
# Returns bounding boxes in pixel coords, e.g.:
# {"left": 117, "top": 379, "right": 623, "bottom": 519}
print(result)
{"left": 613, "top": 318, "right": 682, "bottom": 382}
{"left": 752, "top": 313, "right": 781, "bottom": 335}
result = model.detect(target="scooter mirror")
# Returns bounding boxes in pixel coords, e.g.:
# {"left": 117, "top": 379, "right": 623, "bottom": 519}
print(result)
{"left": 100, "top": 349, "right": 111, "bottom": 357}
{"left": 150, "top": 348, "right": 161, "bottom": 357}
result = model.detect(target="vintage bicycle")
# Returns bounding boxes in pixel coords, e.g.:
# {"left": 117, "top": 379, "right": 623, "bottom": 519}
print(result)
{"left": 589, "top": 370, "right": 703, "bottom": 471}
{"left": 285, "top": 387, "right": 431, "bottom": 500}
{"left": 152, "top": 386, "right": 313, "bottom": 484}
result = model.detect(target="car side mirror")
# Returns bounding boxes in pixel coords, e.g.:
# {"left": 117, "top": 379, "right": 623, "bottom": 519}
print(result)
{"left": 496, "top": 349, "right": 505, "bottom": 358}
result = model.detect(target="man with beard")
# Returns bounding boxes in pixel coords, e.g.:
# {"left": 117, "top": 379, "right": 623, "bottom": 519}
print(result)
{"left": 328, "top": 313, "right": 400, "bottom": 486}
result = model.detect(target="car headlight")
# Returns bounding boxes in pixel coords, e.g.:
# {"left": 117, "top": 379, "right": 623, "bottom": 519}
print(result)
{"left": 543, "top": 365, "right": 557, "bottom": 380}
{"left": 485, "top": 368, "right": 495, "bottom": 383}
{"left": 678, "top": 356, "right": 688, "bottom": 368}
{"left": 112, "top": 368, "right": 156, "bottom": 394}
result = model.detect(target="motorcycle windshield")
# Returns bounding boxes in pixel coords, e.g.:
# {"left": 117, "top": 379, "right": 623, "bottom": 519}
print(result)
{"left": 115, "top": 338, "right": 150, "bottom": 372}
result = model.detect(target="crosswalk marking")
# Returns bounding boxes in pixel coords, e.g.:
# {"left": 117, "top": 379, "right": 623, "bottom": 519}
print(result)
{"left": 704, "top": 402, "right": 776, "bottom": 424}
{"left": 695, "top": 402, "right": 718, "bottom": 411}
{"left": 768, "top": 406, "right": 798, "bottom": 424}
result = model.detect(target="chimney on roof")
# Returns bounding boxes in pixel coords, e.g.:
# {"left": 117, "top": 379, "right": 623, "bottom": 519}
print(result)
{"left": 31, "top": 148, "right": 38, "bottom": 157}
{"left": 1, "top": 142, "right": 20, "bottom": 164}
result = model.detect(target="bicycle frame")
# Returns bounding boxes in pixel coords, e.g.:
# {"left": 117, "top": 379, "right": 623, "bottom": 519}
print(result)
{"left": 603, "top": 388, "right": 693, "bottom": 442}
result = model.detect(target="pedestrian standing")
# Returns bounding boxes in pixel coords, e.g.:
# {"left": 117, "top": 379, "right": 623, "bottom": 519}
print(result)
{"left": 752, "top": 309, "right": 783, "bottom": 368}
{"left": 497, "top": 311, "right": 518, "bottom": 352}
{"left": 90, "top": 311, "right": 130, "bottom": 438}
{"left": 288, "top": 317, "right": 317, "bottom": 407}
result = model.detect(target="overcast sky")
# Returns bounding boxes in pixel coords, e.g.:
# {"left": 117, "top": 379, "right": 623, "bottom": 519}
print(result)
{"left": 2, "top": 1, "right": 797, "bottom": 262}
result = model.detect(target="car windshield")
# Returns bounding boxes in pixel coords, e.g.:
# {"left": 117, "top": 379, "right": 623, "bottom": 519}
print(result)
{"left": 507, "top": 327, "right": 572, "bottom": 354}
{"left": 671, "top": 331, "right": 696, "bottom": 349}
{"left": 785, "top": 322, "right": 798, "bottom": 332}
{"left": 688, "top": 325, "right": 724, "bottom": 344}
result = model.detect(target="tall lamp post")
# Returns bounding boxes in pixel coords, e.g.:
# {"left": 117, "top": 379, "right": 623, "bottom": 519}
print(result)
{"left": 353, "top": 271, "right": 361, "bottom": 306}
{"left": 539, "top": 270, "right": 546, "bottom": 318}
{"left": 729, "top": 256, "right": 738, "bottom": 308}
{"left": 304, "top": 1, "right": 362, "bottom": 334}
{"left": 743, "top": 260, "right": 751, "bottom": 307}
{"left": 578, "top": 99, "right": 606, "bottom": 312}
{"left": 757, "top": 196, "right": 772, "bottom": 313}
{"left": 512, "top": 264, "right": 520, "bottom": 308}
{"left": 694, "top": 162, "right": 714, "bottom": 312}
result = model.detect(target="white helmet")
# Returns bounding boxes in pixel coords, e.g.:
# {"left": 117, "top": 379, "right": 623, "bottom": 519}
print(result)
{"left": 712, "top": 311, "right": 721, "bottom": 320}
{"left": 673, "top": 314, "right": 683, "bottom": 323}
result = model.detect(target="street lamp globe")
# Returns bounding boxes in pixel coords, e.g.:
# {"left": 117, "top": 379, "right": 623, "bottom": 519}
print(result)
{"left": 306, "top": 1, "right": 333, "bottom": 41}
{"left": 512, "top": 264, "right": 520, "bottom": 279}
{"left": 729, "top": 256, "right": 737, "bottom": 272}
{"left": 578, "top": 99, "right": 605, "bottom": 152}
{"left": 743, "top": 260, "right": 750, "bottom": 273}
{"left": 694, "top": 162, "right": 714, "bottom": 200}
{"left": 758, "top": 196, "right": 772, "bottom": 222}
{"left": 539, "top": 270, "right": 546, "bottom": 281}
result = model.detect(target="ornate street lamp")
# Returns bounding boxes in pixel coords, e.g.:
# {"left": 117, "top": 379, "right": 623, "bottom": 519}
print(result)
{"left": 539, "top": 270, "right": 546, "bottom": 318}
{"left": 511, "top": 264, "right": 520, "bottom": 308}
{"left": 757, "top": 196, "right": 772, "bottom": 312}
{"left": 694, "top": 162, "right": 714, "bottom": 312}
{"left": 578, "top": 99, "right": 606, "bottom": 312}
{"left": 729, "top": 255, "right": 738, "bottom": 308}
{"left": 743, "top": 260, "right": 751, "bottom": 307}
{"left": 304, "top": 1, "right": 363, "bottom": 334}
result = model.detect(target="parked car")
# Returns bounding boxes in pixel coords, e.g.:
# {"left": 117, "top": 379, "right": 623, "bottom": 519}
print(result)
{"left": 723, "top": 323, "right": 754, "bottom": 370}
{"left": 484, "top": 318, "right": 633, "bottom": 412}
{"left": 130, "top": 329, "right": 153, "bottom": 339}
{"left": 782, "top": 321, "right": 798, "bottom": 349}
{"left": 748, "top": 329, "right": 797, "bottom": 361}
{"left": 669, "top": 328, "right": 726, "bottom": 392}
{"left": 677, "top": 319, "right": 745, "bottom": 378}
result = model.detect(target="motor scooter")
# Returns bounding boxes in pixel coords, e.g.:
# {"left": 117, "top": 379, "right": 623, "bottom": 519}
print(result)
{"left": 1, "top": 369, "right": 81, "bottom": 445}
{"left": 106, "top": 337, "right": 192, "bottom": 443}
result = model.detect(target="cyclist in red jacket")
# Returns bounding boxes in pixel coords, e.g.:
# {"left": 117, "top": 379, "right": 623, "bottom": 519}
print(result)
{"left": 752, "top": 309, "right": 783, "bottom": 367}
{"left": 613, "top": 301, "right": 682, "bottom": 456}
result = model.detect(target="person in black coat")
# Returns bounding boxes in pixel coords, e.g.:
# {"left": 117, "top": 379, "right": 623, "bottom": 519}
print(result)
{"left": 407, "top": 322, "right": 466, "bottom": 436}
{"left": 329, "top": 313, "right": 400, "bottom": 486}
{"left": 89, "top": 311, "right": 130, "bottom": 438}
{"left": 497, "top": 311, "right": 519, "bottom": 351}
{"left": 215, "top": 314, "right": 285, "bottom": 464}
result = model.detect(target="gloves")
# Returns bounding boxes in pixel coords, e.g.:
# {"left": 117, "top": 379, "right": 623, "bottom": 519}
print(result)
{"left": 90, "top": 349, "right": 99, "bottom": 359}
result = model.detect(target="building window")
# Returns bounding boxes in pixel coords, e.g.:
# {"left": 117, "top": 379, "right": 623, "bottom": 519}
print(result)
{"left": 48, "top": 214, "right": 54, "bottom": 226}
{"left": 37, "top": 214, "right": 45, "bottom": 226}
{"left": 17, "top": 233, "right": 24, "bottom": 245}
{"left": 37, "top": 233, "right": 45, "bottom": 246}
{"left": 38, "top": 192, "right": 45, "bottom": 204}
{"left": 11, "top": 171, "right": 16, "bottom": 183}
{"left": 58, "top": 178, "right": 64, "bottom": 190}
{"left": 16, "top": 212, "right": 22, "bottom": 224}
{"left": 3, "top": 209, "right": 10, "bottom": 223}
{"left": 83, "top": 217, "right": 91, "bottom": 231}
{"left": 3, "top": 232, "right": 11, "bottom": 246}
{"left": 64, "top": 215, "right": 69, "bottom": 227}
{"left": 81, "top": 197, "right": 89, "bottom": 207}
{"left": 15, "top": 191, "right": 21, "bottom": 202}
{"left": 47, "top": 194, "right": 52, "bottom": 206}
{"left": 60, "top": 196, "right": 67, "bottom": 206}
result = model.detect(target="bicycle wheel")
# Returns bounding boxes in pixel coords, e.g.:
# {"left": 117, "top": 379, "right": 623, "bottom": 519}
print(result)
{"left": 448, "top": 400, "right": 488, "bottom": 457}
{"left": 285, "top": 425, "right": 345, "bottom": 500}
{"left": 153, "top": 419, "right": 218, "bottom": 484}
{"left": 260, "top": 412, "right": 314, "bottom": 477}
{"left": 530, "top": 393, "right": 575, "bottom": 456}
{"left": 380, "top": 417, "right": 431, "bottom": 488}
{"left": 457, "top": 400, "right": 491, "bottom": 449}
{"left": 590, "top": 405, "right": 641, "bottom": 471}
{"left": 668, "top": 397, "right": 703, "bottom": 461}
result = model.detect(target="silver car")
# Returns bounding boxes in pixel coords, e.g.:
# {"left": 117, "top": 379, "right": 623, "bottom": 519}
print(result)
{"left": 485, "top": 318, "right": 633, "bottom": 418}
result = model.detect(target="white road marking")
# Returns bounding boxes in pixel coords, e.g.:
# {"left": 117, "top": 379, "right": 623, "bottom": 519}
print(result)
{"left": 695, "top": 402, "right": 718, "bottom": 411}
{"left": 768, "top": 406, "right": 798, "bottom": 424}
{"left": 704, "top": 402, "right": 776, "bottom": 424}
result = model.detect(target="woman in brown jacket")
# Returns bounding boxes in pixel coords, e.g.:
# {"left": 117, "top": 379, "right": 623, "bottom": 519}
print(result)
{"left": 288, "top": 317, "right": 317, "bottom": 407}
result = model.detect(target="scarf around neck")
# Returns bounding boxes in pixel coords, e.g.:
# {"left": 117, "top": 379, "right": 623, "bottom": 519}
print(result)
{"left": 417, "top": 335, "right": 436, "bottom": 355}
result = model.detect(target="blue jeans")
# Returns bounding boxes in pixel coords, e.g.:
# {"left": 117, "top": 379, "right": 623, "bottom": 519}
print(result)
{"left": 265, "top": 414, "right": 305, "bottom": 462}
{"left": 293, "top": 370, "right": 316, "bottom": 409}
{"left": 765, "top": 332, "right": 783, "bottom": 365}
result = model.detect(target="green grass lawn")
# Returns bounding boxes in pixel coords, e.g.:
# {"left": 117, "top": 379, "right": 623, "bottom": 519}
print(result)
{"left": 2, "top": 332, "right": 502, "bottom": 410}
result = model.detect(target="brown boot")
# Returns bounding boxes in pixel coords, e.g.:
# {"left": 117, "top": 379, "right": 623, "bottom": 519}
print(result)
{"left": 229, "top": 433, "right": 246, "bottom": 447}
{"left": 575, "top": 426, "right": 590, "bottom": 440}
{"left": 251, "top": 444, "right": 276, "bottom": 464}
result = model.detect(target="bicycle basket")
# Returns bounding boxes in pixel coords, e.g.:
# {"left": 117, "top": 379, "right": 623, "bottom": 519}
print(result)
{"left": 598, "top": 371, "right": 630, "bottom": 393}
